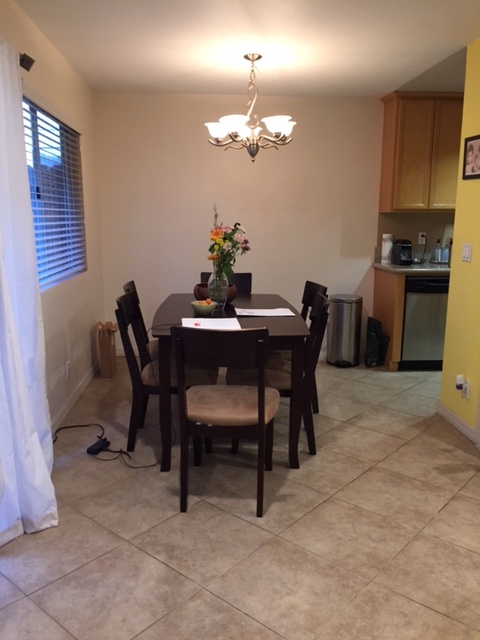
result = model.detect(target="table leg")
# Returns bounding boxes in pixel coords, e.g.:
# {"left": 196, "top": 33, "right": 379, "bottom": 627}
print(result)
{"left": 158, "top": 337, "right": 172, "bottom": 471}
{"left": 289, "top": 338, "right": 304, "bottom": 468}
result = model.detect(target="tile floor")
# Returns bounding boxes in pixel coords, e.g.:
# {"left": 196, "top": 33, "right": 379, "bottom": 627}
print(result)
{"left": 1, "top": 359, "right": 480, "bottom": 639}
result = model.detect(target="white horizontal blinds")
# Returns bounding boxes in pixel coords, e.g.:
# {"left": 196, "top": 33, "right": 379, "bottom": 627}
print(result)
{"left": 23, "top": 98, "right": 86, "bottom": 290}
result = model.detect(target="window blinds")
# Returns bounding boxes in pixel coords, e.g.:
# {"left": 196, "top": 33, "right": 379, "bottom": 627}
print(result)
{"left": 23, "top": 98, "right": 86, "bottom": 290}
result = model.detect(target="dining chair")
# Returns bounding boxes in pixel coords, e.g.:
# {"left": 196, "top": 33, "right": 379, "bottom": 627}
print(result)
{"left": 270, "top": 280, "right": 328, "bottom": 415}
{"left": 226, "top": 292, "right": 329, "bottom": 456}
{"left": 122, "top": 280, "right": 158, "bottom": 363}
{"left": 115, "top": 292, "right": 218, "bottom": 452}
{"left": 171, "top": 326, "right": 280, "bottom": 517}
{"left": 200, "top": 271, "right": 252, "bottom": 294}
{"left": 299, "top": 280, "right": 328, "bottom": 320}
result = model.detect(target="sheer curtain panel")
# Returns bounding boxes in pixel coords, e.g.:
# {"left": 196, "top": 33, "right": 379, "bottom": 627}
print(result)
{"left": 0, "top": 39, "right": 58, "bottom": 546}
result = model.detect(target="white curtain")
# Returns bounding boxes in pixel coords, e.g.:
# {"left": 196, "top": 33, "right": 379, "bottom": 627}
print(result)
{"left": 0, "top": 39, "right": 58, "bottom": 546}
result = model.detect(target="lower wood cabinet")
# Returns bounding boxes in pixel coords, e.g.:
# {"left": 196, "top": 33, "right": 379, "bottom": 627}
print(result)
{"left": 373, "top": 269, "right": 406, "bottom": 370}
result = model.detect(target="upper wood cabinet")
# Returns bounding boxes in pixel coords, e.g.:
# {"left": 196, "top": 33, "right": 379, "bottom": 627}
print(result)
{"left": 379, "top": 92, "right": 463, "bottom": 212}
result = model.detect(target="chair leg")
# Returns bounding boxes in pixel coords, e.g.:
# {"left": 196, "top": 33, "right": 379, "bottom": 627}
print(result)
{"left": 303, "top": 399, "right": 317, "bottom": 456}
{"left": 311, "top": 377, "right": 319, "bottom": 414}
{"left": 256, "top": 431, "right": 265, "bottom": 517}
{"left": 230, "top": 438, "right": 239, "bottom": 454}
{"left": 127, "top": 393, "right": 148, "bottom": 452}
{"left": 193, "top": 437, "right": 202, "bottom": 466}
{"left": 180, "top": 432, "right": 189, "bottom": 512}
{"left": 265, "top": 421, "right": 273, "bottom": 471}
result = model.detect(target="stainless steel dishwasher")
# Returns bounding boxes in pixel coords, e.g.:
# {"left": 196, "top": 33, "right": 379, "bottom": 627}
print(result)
{"left": 400, "top": 276, "right": 449, "bottom": 370}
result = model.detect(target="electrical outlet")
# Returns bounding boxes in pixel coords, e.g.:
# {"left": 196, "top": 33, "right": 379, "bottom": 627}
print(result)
{"left": 462, "top": 242, "right": 472, "bottom": 262}
{"left": 66, "top": 360, "right": 70, "bottom": 380}
{"left": 418, "top": 232, "right": 427, "bottom": 245}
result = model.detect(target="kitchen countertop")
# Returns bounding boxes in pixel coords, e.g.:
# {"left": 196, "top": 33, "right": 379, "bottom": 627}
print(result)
{"left": 373, "top": 262, "right": 450, "bottom": 275}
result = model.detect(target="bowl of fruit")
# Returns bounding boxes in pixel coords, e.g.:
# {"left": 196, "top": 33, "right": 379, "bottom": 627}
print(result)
{"left": 191, "top": 299, "right": 217, "bottom": 317}
{"left": 193, "top": 282, "right": 237, "bottom": 304}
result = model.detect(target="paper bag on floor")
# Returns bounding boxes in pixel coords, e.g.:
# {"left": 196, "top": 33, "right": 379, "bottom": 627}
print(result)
{"left": 96, "top": 321, "right": 118, "bottom": 377}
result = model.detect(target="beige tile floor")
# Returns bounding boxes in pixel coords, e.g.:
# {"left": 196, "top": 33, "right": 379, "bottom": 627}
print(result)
{"left": 1, "top": 359, "right": 480, "bottom": 639}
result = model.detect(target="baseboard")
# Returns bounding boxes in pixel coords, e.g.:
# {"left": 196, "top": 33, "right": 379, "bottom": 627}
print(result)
{"left": 50, "top": 365, "right": 96, "bottom": 432}
{"left": 437, "top": 401, "right": 480, "bottom": 450}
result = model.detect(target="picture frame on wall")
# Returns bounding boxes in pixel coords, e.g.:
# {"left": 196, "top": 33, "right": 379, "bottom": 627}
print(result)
{"left": 462, "top": 134, "right": 480, "bottom": 179}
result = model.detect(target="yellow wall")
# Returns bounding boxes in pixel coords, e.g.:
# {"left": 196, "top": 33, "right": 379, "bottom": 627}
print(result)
{"left": 440, "top": 39, "right": 480, "bottom": 435}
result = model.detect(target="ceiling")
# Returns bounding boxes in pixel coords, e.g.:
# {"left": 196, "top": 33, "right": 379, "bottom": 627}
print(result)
{"left": 14, "top": 0, "right": 480, "bottom": 97}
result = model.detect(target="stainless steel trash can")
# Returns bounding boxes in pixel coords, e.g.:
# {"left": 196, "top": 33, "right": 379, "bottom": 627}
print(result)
{"left": 327, "top": 294, "right": 362, "bottom": 367}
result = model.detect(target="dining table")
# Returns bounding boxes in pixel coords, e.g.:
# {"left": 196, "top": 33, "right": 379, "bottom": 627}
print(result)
{"left": 151, "top": 292, "right": 310, "bottom": 472}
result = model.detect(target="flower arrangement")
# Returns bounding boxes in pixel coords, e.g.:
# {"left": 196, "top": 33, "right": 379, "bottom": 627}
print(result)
{"left": 208, "top": 204, "right": 251, "bottom": 278}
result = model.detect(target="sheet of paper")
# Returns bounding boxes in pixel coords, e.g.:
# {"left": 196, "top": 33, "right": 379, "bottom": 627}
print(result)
{"left": 235, "top": 308, "right": 295, "bottom": 317}
{"left": 181, "top": 317, "right": 242, "bottom": 330}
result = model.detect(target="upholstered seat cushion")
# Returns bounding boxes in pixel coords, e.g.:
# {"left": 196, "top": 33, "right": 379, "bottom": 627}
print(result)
{"left": 141, "top": 358, "right": 218, "bottom": 388}
{"left": 185, "top": 385, "right": 280, "bottom": 426}
{"left": 226, "top": 358, "right": 292, "bottom": 391}
{"left": 147, "top": 339, "right": 159, "bottom": 361}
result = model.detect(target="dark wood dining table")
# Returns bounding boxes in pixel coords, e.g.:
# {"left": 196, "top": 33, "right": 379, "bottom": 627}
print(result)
{"left": 151, "top": 293, "right": 310, "bottom": 472}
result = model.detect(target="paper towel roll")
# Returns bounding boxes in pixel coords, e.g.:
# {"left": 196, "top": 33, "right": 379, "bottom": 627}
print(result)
{"left": 381, "top": 234, "right": 393, "bottom": 264}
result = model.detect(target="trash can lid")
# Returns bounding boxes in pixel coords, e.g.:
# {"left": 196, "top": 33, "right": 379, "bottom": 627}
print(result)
{"left": 330, "top": 294, "right": 363, "bottom": 303}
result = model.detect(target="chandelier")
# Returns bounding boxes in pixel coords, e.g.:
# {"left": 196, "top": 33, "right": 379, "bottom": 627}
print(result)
{"left": 205, "top": 54, "right": 296, "bottom": 162}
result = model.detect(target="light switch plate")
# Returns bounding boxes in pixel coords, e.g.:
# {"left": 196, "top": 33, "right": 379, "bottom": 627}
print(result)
{"left": 462, "top": 242, "right": 472, "bottom": 262}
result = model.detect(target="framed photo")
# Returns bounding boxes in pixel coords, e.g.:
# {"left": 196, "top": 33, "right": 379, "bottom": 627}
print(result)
{"left": 463, "top": 134, "right": 480, "bottom": 179}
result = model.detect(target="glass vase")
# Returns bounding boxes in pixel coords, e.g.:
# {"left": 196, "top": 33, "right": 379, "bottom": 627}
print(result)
{"left": 207, "top": 268, "right": 229, "bottom": 310}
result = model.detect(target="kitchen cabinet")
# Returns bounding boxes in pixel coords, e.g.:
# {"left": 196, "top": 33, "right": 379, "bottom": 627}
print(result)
{"left": 379, "top": 92, "right": 463, "bottom": 212}
{"left": 373, "top": 269, "right": 406, "bottom": 370}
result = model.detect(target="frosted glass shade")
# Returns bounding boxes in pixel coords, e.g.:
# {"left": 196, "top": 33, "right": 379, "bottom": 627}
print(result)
{"left": 261, "top": 116, "right": 296, "bottom": 136}
{"left": 205, "top": 122, "right": 229, "bottom": 139}
{"left": 219, "top": 114, "right": 249, "bottom": 134}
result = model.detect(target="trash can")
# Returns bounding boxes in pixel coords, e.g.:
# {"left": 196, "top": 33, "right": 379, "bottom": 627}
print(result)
{"left": 327, "top": 294, "right": 362, "bottom": 367}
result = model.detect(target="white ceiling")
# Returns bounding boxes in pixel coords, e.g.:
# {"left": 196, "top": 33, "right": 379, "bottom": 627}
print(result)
{"left": 14, "top": 0, "right": 480, "bottom": 97}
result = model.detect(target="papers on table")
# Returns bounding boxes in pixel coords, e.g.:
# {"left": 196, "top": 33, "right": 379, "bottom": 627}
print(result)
{"left": 181, "top": 318, "right": 242, "bottom": 330}
{"left": 235, "top": 308, "right": 295, "bottom": 317}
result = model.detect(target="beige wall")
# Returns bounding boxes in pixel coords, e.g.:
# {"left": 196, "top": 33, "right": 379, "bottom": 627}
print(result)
{"left": 2, "top": 0, "right": 387, "bottom": 429}
{"left": 1, "top": 0, "right": 105, "bottom": 427}
{"left": 94, "top": 92, "right": 383, "bottom": 338}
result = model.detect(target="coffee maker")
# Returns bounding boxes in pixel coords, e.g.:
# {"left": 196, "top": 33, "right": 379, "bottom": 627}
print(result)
{"left": 391, "top": 239, "right": 413, "bottom": 265}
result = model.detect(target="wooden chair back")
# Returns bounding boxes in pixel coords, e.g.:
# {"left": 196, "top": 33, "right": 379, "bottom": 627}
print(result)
{"left": 200, "top": 272, "right": 252, "bottom": 294}
{"left": 300, "top": 280, "right": 328, "bottom": 320}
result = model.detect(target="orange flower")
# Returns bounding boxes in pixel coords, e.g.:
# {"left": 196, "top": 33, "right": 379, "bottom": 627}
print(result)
{"left": 210, "top": 228, "right": 223, "bottom": 242}
{"left": 207, "top": 204, "right": 251, "bottom": 278}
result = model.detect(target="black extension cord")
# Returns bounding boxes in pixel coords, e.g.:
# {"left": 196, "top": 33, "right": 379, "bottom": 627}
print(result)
{"left": 86, "top": 437, "right": 111, "bottom": 455}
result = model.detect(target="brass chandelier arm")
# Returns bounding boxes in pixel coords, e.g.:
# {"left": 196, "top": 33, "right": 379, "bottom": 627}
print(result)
{"left": 257, "top": 134, "right": 293, "bottom": 146}
{"left": 207, "top": 138, "right": 236, "bottom": 147}
{"left": 208, "top": 133, "right": 293, "bottom": 151}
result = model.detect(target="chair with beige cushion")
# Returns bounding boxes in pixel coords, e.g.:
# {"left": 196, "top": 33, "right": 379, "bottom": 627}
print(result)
{"left": 123, "top": 280, "right": 159, "bottom": 363}
{"left": 171, "top": 326, "right": 280, "bottom": 517}
{"left": 116, "top": 292, "right": 218, "bottom": 452}
{"left": 270, "top": 280, "right": 328, "bottom": 415}
{"left": 227, "top": 292, "right": 329, "bottom": 456}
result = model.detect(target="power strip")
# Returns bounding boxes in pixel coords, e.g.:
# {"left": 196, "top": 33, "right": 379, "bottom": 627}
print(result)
{"left": 87, "top": 437, "right": 111, "bottom": 455}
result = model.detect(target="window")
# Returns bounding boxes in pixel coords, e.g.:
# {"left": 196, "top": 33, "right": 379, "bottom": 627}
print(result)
{"left": 23, "top": 98, "right": 86, "bottom": 290}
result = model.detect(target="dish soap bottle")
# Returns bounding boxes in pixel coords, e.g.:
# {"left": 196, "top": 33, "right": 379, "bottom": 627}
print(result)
{"left": 441, "top": 239, "right": 450, "bottom": 263}
{"left": 435, "top": 239, "right": 441, "bottom": 262}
